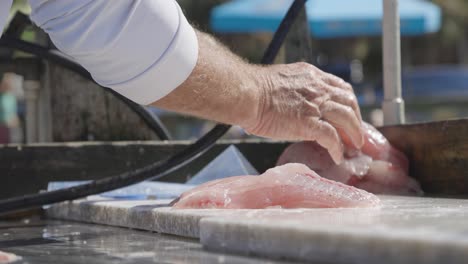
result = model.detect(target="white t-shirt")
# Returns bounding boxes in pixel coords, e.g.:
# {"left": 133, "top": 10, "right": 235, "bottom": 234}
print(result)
{"left": 0, "top": 0, "right": 198, "bottom": 105}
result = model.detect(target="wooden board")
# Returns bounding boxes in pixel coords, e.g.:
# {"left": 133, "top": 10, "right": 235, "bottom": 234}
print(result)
{"left": 2, "top": 119, "right": 468, "bottom": 199}
{"left": 46, "top": 64, "right": 158, "bottom": 141}
{"left": 379, "top": 118, "right": 468, "bottom": 195}
{"left": 47, "top": 196, "right": 468, "bottom": 264}
{"left": 0, "top": 140, "right": 287, "bottom": 199}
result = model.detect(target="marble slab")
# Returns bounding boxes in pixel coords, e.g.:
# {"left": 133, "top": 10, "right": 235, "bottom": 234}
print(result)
{"left": 47, "top": 196, "right": 468, "bottom": 263}
{"left": 200, "top": 196, "right": 468, "bottom": 264}
{"left": 47, "top": 199, "right": 217, "bottom": 238}
{"left": 47, "top": 198, "right": 288, "bottom": 238}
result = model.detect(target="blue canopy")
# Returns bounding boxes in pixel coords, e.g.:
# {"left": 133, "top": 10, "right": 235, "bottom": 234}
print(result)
{"left": 210, "top": 0, "right": 441, "bottom": 38}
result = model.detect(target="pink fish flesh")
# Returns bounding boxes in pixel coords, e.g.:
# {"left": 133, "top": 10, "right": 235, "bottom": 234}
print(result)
{"left": 0, "top": 251, "right": 20, "bottom": 264}
{"left": 277, "top": 122, "right": 422, "bottom": 195}
{"left": 173, "top": 163, "right": 380, "bottom": 209}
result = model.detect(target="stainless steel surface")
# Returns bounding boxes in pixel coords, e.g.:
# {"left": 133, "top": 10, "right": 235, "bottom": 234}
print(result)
{"left": 0, "top": 219, "right": 293, "bottom": 264}
{"left": 382, "top": 0, "right": 405, "bottom": 125}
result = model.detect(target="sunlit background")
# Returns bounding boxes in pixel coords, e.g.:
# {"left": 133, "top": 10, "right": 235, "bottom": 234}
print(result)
{"left": 1, "top": 0, "right": 467, "bottom": 143}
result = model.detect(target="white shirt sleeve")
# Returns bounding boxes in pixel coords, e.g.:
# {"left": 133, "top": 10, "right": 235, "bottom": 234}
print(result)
{"left": 29, "top": 0, "right": 199, "bottom": 105}
{"left": 0, "top": 0, "right": 13, "bottom": 38}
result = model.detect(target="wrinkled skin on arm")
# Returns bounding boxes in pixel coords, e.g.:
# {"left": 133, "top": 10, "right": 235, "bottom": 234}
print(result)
{"left": 153, "top": 31, "right": 363, "bottom": 163}
{"left": 246, "top": 63, "right": 363, "bottom": 163}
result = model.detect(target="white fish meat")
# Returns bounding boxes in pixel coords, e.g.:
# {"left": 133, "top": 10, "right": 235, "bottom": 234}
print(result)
{"left": 173, "top": 163, "right": 380, "bottom": 209}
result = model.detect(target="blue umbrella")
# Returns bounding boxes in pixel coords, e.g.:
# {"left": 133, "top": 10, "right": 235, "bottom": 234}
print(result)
{"left": 210, "top": 0, "right": 441, "bottom": 38}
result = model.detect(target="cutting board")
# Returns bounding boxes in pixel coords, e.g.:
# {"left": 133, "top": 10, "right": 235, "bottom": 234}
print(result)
{"left": 48, "top": 196, "right": 468, "bottom": 264}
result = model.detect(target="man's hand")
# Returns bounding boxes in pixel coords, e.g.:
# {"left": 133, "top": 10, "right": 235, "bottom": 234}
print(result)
{"left": 244, "top": 63, "right": 364, "bottom": 164}
{"left": 153, "top": 31, "right": 363, "bottom": 164}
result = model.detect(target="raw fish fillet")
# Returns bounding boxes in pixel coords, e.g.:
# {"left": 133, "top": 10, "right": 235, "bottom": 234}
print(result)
{"left": 0, "top": 251, "right": 20, "bottom": 264}
{"left": 360, "top": 122, "right": 409, "bottom": 171}
{"left": 173, "top": 163, "right": 380, "bottom": 209}
{"left": 277, "top": 122, "right": 422, "bottom": 195}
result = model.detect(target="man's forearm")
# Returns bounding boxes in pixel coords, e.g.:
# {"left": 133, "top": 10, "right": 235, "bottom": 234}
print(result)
{"left": 153, "top": 30, "right": 363, "bottom": 164}
{"left": 23, "top": 0, "right": 363, "bottom": 163}
{"left": 152, "top": 30, "right": 262, "bottom": 129}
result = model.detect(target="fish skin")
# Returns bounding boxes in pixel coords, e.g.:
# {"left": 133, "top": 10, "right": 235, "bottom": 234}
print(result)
{"left": 173, "top": 163, "right": 380, "bottom": 209}
{"left": 277, "top": 122, "right": 423, "bottom": 195}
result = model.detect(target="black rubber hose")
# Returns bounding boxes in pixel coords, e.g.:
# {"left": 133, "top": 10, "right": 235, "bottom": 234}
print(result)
{"left": 0, "top": 0, "right": 308, "bottom": 215}
{"left": 0, "top": 36, "right": 173, "bottom": 141}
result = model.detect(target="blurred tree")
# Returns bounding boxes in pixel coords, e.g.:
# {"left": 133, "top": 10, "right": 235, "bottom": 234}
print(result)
{"left": 177, "top": 0, "right": 276, "bottom": 63}
{"left": 433, "top": 0, "right": 468, "bottom": 21}
{"left": 12, "top": 0, "right": 31, "bottom": 13}
{"left": 177, "top": 0, "right": 226, "bottom": 32}
{"left": 432, "top": 0, "right": 468, "bottom": 64}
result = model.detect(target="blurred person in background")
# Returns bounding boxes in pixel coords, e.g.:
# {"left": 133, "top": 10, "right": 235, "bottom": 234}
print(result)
{"left": 0, "top": 73, "right": 20, "bottom": 144}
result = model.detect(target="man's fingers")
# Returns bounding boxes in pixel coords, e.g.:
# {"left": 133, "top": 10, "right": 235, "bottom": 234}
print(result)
{"left": 322, "top": 73, "right": 353, "bottom": 91}
{"left": 320, "top": 100, "right": 364, "bottom": 149}
{"left": 307, "top": 118, "right": 343, "bottom": 164}
{"left": 329, "top": 88, "right": 363, "bottom": 122}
